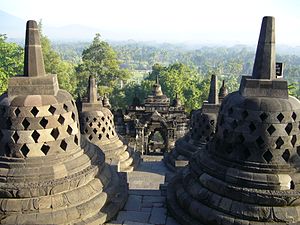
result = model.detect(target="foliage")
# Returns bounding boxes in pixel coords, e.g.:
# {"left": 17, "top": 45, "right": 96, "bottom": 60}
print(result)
{"left": 76, "top": 33, "right": 132, "bottom": 98}
{"left": 38, "top": 21, "right": 77, "bottom": 95}
{"left": 0, "top": 34, "right": 23, "bottom": 94}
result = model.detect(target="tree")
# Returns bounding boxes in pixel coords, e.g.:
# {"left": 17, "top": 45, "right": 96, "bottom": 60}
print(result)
{"left": 76, "top": 33, "right": 132, "bottom": 98}
{"left": 0, "top": 34, "right": 24, "bottom": 94}
{"left": 38, "top": 21, "right": 77, "bottom": 95}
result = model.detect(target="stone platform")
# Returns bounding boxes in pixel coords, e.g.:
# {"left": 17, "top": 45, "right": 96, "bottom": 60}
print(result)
{"left": 106, "top": 156, "right": 179, "bottom": 225}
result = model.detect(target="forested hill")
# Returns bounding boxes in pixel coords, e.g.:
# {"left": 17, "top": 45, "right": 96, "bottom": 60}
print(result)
{"left": 2, "top": 34, "right": 300, "bottom": 111}
{"left": 52, "top": 41, "right": 300, "bottom": 82}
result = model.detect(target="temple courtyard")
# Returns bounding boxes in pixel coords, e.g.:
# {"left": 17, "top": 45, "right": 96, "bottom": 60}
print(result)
{"left": 106, "top": 155, "right": 179, "bottom": 225}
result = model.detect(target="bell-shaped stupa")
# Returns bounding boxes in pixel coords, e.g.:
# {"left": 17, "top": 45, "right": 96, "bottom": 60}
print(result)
{"left": 165, "top": 75, "right": 225, "bottom": 171}
{"left": 80, "top": 75, "right": 140, "bottom": 172}
{"left": 167, "top": 16, "right": 300, "bottom": 225}
{"left": 0, "top": 21, "right": 127, "bottom": 224}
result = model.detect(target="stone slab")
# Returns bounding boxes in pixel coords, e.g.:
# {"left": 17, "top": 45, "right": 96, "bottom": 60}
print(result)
{"left": 149, "top": 207, "right": 167, "bottom": 224}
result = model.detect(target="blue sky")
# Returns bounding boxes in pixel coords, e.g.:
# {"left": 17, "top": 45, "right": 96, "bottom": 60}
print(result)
{"left": 1, "top": 0, "right": 300, "bottom": 45}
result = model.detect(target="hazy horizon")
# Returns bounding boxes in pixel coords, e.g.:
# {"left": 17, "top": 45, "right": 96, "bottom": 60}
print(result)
{"left": 1, "top": 0, "right": 300, "bottom": 46}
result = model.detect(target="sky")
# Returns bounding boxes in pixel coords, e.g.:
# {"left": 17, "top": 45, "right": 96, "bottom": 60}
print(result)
{"left": 1, "top": 0, "right": 300, "bottom": 45}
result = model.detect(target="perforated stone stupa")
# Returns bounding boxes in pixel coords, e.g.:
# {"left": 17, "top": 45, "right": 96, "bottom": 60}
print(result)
{"left": 0, "top": 21, "right": 127, "bottom": 224}
{"left": 79, "top": 75, "right": 140, "bottom": 172}
{"left": 167, "top": 16, "right": 300, "bottom": 225}
{"left": 164, "top": 75, "right": 226, "bottom": 170}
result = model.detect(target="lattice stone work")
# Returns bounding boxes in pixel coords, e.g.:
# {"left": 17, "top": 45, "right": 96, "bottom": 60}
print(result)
{"left": 0, "top": 20, "right": 127, "bottom": 225}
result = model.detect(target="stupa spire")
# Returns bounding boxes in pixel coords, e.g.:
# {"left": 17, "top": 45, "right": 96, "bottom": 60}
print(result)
{"left": 207, "top": 74, "right": 219, "bottom": 104}
{"left": 252, "top": 16, "right": 276, "bottom": 80}
{"left": 23, "top": 20, "right": 46, "bottom": 77}
{"left": 87, "top": 75, "right": 98, "bottom": 103}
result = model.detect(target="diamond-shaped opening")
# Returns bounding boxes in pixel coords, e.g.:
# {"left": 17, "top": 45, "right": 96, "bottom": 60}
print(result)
{"left": 31, "top": 130, "right": 40, "bottom": 143}
{"left": 20, "top": 144, "right": 30, "bottom": 157}
{"left": 109, "top": 119, "right": 112, "bottom": 124}
{"left": 85, "top": 117, "right": 89, "bottom": 122}
{"left": 93, "top": 128, "right": 97, "bottom": 134}
{"left": 84, "top": 128, "right": 88, "bottom": 133}
{"left": 30, "top": 107, "right": 39, "bottom": 117}
{"left": 51, "top": 128, "right": 59, "bottom": 140}
{"left": 48, "top": 105, "right": 56, "bottom": 114}
{"left": 260, "top": 112, "right": 268, "bottom": 121}
{"left": 243, "top": 148, "right": 251, "bottom": 159}
{"left": 22, "top": 118, "right": 30, "bottom": 130}
{"left": 210, "top": 120, "right": 215, "bottom": 125}
{"left": 231, "top": 120, "right": 238, "bottom": 129}
{"left": 219, "top": 116, "right": 224, "bottom": 126}
{"left": 106, "top": 133, "right": 110, "bottom": 139}
{"left": 282, "top": 149, "right": 290, "bottom": 162}
{"left": 6, "top": 118, "right": 12, "bottom": 127}
{"left": 292, "top": 112, "right": 297, "bottom": 121}
{"left": 14, "top": 108, "right": 21, "bottom": 117}
{"left": 12, "top": 132, "right": 19, "bottom": 143}
{"left": 267, "top": 125, "right": 276, "bottom": 135}
{"left": 263, "top": 150, "right": 273, "bottom": 163}
{"left": 290, "top": 180, "right": 295, "bottom": 190}
{"left": 249, "top": 122, "right": 256, "bottom": 133}
{"left": 275, "top": 137, "right": 284, "bottom": 149}
{"left": 223, "top": 129, "right": 228, "bottom": 139}
{"left": 74, "top": 135, "right": 79, "bottom": 145}
{"left": 60, "top": 140, "right": 67, "bottom": 151}
{"left": 41, "top": 144, "right": 50, "bottom": 155}
{"left": 67, "top": 125, "right": 73, "bottom": 135}
{"left": 242, "top": 110, "right": 249, "bottom": 119}
{"left": 105, "top": 121, "right": 108, "bottom": 126}
{"left": 88, "top": 134, "right": 93, "bottom": 140}
{"left": 297, "top": 146, "right": 300, "bottom": 157}
{"left": 89, "top": 122, "right": 93, "bottom": 127}
{"left": 71, "top": 112, "right": 76, "bottom": 121}
{"left": 277, "top": 113, "right": 284, "bottom": 122}
{"left": 285, "top": 123, "right": 292, "bottom": 135}
{"left": 101, "top": 117, "right": 105, "bottom": 121}
{"left": 98, "top": 134, "right": 102, "bottom": 140}
{"left": 112, "top": 131, "right": 115, "bottom": 136}
{"left": 58, "top": 115, "right": 65, "bottom": 125}
{"left": 71, "top": 100, "right": 75, "bottom": 106}
{"left": 93, "top": 117, "right": 97, "bottom": 122}
{"left": 102, "top": 127, "right": 106, "bottom": 133}
{"left": 256, "top": 136, "right": 264, "bottom": 147}
{"left": 109, "top": 126, "right": 111, "bottom": 130}
{"left": 40, "top": 117, "right": 48, "bottom": 128}
{"left": 63, "top": 104, "right": 68, "bottom": 111}
{"left": 291, "top": 135, "right": 297, "bottom": 147}
{"left": 237, "top": 134, "right": 245, "bottom": 143}
{"left": 97, "top": 122, "right": 101, "bottom": 128}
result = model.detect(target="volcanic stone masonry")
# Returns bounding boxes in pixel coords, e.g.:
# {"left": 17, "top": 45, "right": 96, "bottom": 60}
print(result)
{"left": 164, "top": 74, "right": 228, "bottom": 171}
{"left": 167, "top": 16, "right": 300, "bottom": 225}
{"left": 0, "top": 20, "right": 127, "bottom": 224}
{"left": 79, "top": 75, "right": 140, "bottom": 172}
{"left": 114, "top": 76, "right": 189, "bottom": 155}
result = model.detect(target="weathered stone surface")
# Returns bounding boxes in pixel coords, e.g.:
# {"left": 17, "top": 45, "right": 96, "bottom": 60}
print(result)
{"left": 80, "top": 76, "right": 140, "bottom": 172}
{"left": 167, "top": 16, "right": 300, "bottom": 225}
{"left": 0, "top": 20, "right": 127, "bottom": 224}
{"left": 164, "top": 75, "right": 226, "bottom": 171}
{"left": 114, "top": 75, "right": 188, "bottom": 155}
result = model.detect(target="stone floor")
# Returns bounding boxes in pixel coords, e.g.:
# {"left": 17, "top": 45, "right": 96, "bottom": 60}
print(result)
{"left": 106, "top": 155, "right": 180, "bottom": 225}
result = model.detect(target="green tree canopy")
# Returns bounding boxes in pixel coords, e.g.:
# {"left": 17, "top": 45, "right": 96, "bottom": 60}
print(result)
{"left": 38, "top": 21, "right": 77, "bottom": 95}
{"left": 76, "top": 33, "right": 132, "bottom": 97}
{"left": 0, "top": 34, "right": 24, "bottom": 94}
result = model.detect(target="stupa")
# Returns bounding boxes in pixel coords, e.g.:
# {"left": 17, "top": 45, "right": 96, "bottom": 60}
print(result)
{"left": 79, "top": 75, "right": 140, "bottom": 172}
{"left": 164, "top": 75, "right": 225, "bottom": 170}
{"left": 0, "top": 21, "right": 127, "bottom": 224}
{"left": 167, "top": 16, "right": 300, "bottom": 225}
